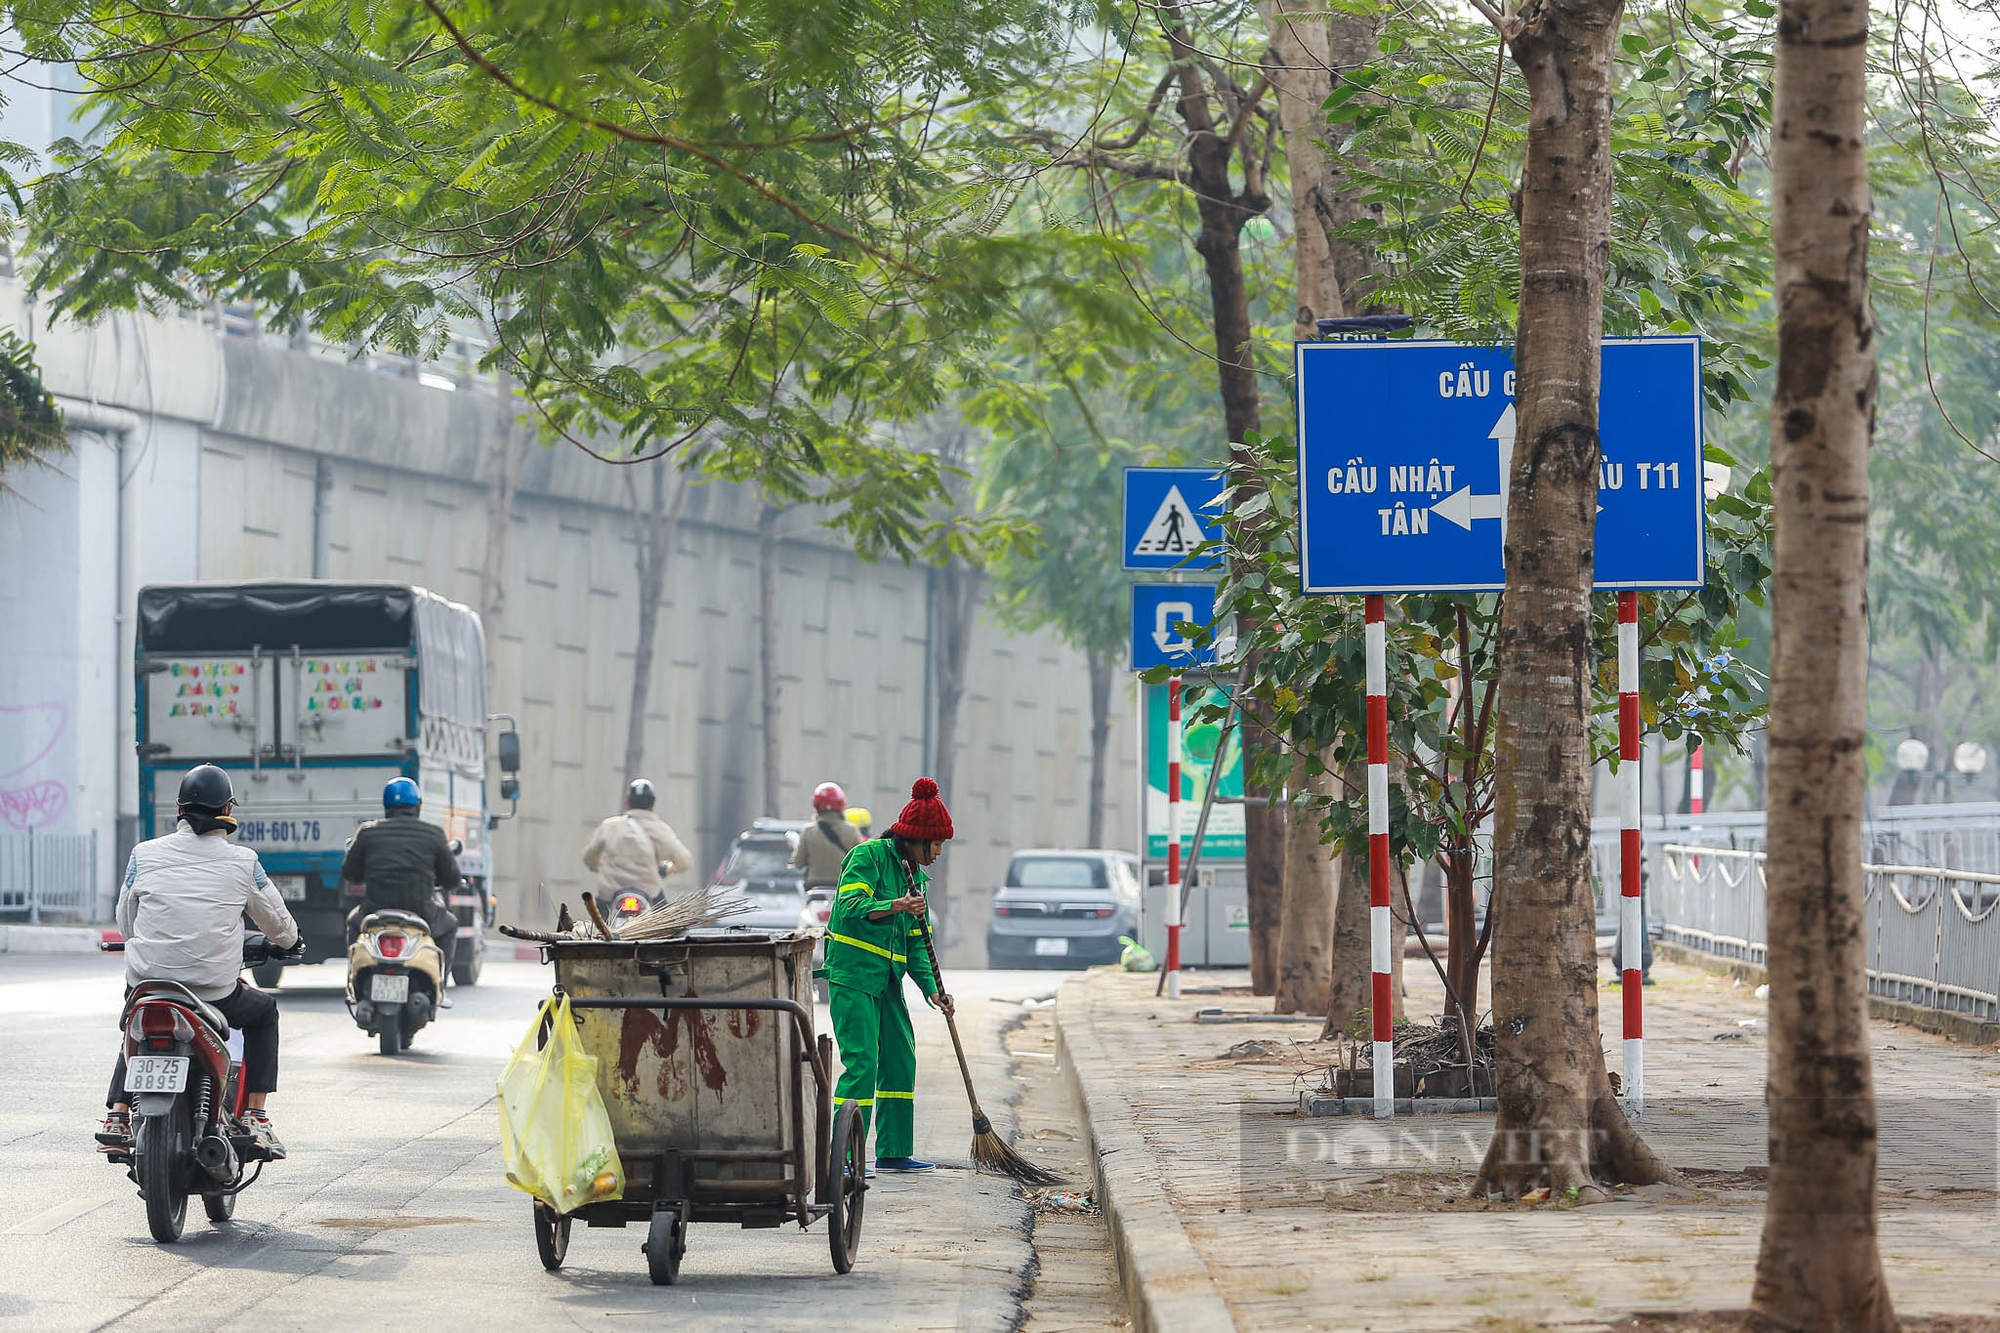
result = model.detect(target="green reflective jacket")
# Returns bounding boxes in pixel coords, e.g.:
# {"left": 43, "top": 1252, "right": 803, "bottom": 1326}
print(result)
{"left": 823, "top": 838, "right": 940, "bottom": 999}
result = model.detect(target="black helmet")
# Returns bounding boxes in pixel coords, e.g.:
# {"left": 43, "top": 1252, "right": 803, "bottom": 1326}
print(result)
{"left": 177, "top": 764, "right": 234, "bottom": 814}
{"left": 626, "top": 778, "right": 656, "bottom": 810}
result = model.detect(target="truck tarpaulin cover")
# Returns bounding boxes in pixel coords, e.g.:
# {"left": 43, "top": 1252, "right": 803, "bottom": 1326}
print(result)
{"left": 137, "top": 581, "right": 488, "bottom": 729}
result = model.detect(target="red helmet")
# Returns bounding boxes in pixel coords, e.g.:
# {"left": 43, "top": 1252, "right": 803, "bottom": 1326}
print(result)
{"left": 812, "top": 782, "right": 847, "bottom": 813}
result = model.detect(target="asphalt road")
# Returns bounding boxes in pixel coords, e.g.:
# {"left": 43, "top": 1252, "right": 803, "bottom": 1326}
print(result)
{"left": 0, "top": 950, "right": 1062, "bottom": 1332}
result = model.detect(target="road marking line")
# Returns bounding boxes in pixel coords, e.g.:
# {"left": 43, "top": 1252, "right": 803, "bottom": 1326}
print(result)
{"left": 4, "top": 1195, "right": 112, "bottom": 1235}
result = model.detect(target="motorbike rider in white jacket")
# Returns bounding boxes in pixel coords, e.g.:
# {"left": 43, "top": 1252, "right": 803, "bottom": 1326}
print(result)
{"left": 97, "top": 765, "right": 299, "bottom": 1160}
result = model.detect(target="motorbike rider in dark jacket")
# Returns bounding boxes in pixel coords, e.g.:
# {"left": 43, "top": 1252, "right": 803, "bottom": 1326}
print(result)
{"left": 341, "top": 778, "right": 462, "bottom": 1006}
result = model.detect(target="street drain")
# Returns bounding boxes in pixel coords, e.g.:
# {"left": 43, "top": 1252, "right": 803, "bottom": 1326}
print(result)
{"left": 313, "top": 1216, "right": 492, "bottom": 1230}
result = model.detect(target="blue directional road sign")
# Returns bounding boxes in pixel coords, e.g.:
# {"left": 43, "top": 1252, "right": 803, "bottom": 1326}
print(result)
{"left": 1294, "top": 337, "right": 1705, "bottom": 594}
{"left": 1131, "top": 583, "right": 1219, "bottom": 671}
{"left": 1124, "top": 467, "right": 1226, "bottom": 572}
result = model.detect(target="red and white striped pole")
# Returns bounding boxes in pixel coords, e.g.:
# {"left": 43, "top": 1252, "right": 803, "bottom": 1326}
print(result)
{"left": 1688, "top": 742, "right": 1705, "bottom": 816}
{"left": 1165, "top": 674, "right": 1184, "bottom": 1000}
{"left": 1365, "top": 595, "right": 1393, "bottom": 1119}
{"left": 1616, "top": 592, "right": 1644, "bottom": 1113}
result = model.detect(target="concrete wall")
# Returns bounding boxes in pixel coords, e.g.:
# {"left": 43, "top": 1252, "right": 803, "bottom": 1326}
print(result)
{"left": 0, "top": 288, "right": 1137, "bottom": 962}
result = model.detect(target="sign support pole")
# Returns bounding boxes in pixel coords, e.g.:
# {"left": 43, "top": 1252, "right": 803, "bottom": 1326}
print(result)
{"left": 1617, "top": 592, "right": 1644, "bottom": 1114}
{"left": 1364, "top": 595, "right": 1393, "bottom": 1119}
{"left": 1165, "top": 674, "right": 1183, "bottom": 1000}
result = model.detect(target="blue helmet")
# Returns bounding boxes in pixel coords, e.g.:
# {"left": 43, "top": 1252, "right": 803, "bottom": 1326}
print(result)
{"left": 383, "top": 777, "right": 421, "bottom": 810}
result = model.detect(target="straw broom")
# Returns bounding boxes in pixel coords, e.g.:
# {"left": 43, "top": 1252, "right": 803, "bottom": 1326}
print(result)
{"left": 904, "top": 863, "right": 1061, "bottom": 1186}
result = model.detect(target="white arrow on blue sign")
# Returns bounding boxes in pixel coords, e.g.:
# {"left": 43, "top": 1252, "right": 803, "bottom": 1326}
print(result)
{"left": 1294, "top": 337, "right": 1706, "bottom": 595}
{"left": 1123, "top": 467, "right": 1226, "bottom": 572}
{"left": 1131, "top": 583, "right": 1218, "bottom": 671}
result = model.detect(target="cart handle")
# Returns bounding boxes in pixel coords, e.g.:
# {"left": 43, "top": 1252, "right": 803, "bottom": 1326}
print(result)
{"left": 558, "top": 995, "right": 829, "bottom": 1093}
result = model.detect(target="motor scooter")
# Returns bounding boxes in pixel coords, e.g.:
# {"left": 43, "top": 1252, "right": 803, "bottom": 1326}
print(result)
{"left": 98, "top": 932, "right": 304, "bottom": 1242}
{"left": 346, "top": 910, "right": 447, "bottom": 1055}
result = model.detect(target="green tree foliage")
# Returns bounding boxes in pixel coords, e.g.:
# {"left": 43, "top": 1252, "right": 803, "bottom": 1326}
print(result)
{"left": 6, "top": 0, "right": 1094, "bottom": 554}
{"left": 0, "top": 330, "right": 65, "bottom": 488}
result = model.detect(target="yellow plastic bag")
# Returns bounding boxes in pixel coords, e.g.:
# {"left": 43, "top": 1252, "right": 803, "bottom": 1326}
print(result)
{"left": 497, "top": 994, "right": 625, "bottom": 1213}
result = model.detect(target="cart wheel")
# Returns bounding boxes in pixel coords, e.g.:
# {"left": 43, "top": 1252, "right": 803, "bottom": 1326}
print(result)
{"left": 827, "top": 1100, "right": 866, "bottom": 1274}
{"left": 644, "top": 1209, "right": 684, "bottom": 1285}
{"left": 534, "top": 1202, "right": 570, "bottom": 1270}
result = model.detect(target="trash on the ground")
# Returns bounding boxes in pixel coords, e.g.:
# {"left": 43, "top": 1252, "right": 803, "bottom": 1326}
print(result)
{"left": 1754, "top": 983, "right": 1771, "bottom": 999}
{"left": 1033, "top": 1189, "right": 1100, "bottom": 1214}
{"left": 1738, "top": 1017, "right": 1761, "bottom": 1027}
{"left": 1032, "top": 1127, "right": 1077, "bottom": 1141}
{"left": 1118, "top": 936, "right": 1159, "bottom": 972}
{"left": 1713, "top": 1031, "right": 1745, "bottom": 1041}
{"left": 1521, "top": 1187, "right": 1551, "bottom": 1205}
{"left": 1219, "top": 1039, "right": 1285, "bottom": 1060}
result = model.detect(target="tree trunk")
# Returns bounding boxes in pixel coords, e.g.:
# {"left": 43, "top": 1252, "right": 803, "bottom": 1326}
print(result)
{"left": 1749, "top": 0, "right": 1892, "bottom": 1320}
{"left": 1473, "top": 0, "right": 1675, "bottom": 1197}
{"left": 930, "top": 558, "right": 980, "bottom": 806}
{"left": 1274, "top": 754, "right": 1337, "bottom": 1014}
{"left": 478, "top": 363, "right": 521, "bottom": 630}
{"left": 1320, "top": 761, "right": 1373, "bottom": 1039}
{"left": 1261, "top": 0, "right": 1387, "bottom": 331}
{"left": 1158, "top": 5, "right": 1286, "bottom": 991}
{"left": 1086, "top": 648, "right": 1113, "bottom": 847}
{"left": 1262, "top": 0, "right": 1346, "bottom": 338}
{"left": 758, "top": 502, "right": 781, "bottom": 817}
{"left": 622, "top": 465, "right": 683, "bottom": 784}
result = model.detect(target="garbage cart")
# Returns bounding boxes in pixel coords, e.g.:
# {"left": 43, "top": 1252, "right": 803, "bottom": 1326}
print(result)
{"left": 526, "top": 930, "right": 863, "bottom": 1283}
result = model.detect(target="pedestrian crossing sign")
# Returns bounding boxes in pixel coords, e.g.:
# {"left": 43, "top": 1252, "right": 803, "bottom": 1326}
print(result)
{"left": 1123, "top": 467, "right": 1227, "bottom": 571}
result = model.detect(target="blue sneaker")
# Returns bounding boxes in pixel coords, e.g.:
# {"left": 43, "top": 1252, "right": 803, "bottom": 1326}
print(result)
{"left": 875, "top": 1157, "right": 935, "bottom": 1174}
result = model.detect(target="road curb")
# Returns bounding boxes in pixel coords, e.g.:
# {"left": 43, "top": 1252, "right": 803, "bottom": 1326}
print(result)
{"left": 1, "top": 924, "right": 114, "bottom": 954}
{"left": 1054, "top": 977, "right": 1235, "bottom": 1333}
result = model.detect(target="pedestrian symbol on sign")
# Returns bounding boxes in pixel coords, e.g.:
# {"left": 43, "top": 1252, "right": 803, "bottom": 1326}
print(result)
{"left": 1134, "top": 487, "right": 1197, "bottom": 556}
{"left": 1124, "top": 467, "right": 1226, "bottom": 571}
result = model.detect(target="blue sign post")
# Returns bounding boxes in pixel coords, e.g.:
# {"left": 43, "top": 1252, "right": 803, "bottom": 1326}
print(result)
{"left": 1123, "top": 467, "right": 1226, "bottom": 572}
{"left": 1130, "top": 583, "right": 1218, "bottom": 671}
{"left": 1294, "top": 337, "right": 1705, "bottom": 594}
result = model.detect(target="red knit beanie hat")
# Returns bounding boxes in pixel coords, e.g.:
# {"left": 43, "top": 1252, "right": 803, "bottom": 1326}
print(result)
{"left": 887, "top": 777, "right": 954, "bottom": 842}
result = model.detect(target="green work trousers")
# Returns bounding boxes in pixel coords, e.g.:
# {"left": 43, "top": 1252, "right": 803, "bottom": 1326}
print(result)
{"left": 829, "top": 982, "right": 918, "bottom": 1159}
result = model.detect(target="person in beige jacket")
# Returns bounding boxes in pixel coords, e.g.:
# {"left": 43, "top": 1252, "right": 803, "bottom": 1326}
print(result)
{"left": 582, "top": 778, "right": 695, "bottom": 903}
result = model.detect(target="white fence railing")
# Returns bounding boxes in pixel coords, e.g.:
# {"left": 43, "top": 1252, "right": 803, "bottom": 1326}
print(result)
{"left": 0, "top": 830, "right": 100, "bottom": 924}
{"left": 1657, "top": 844, "right": 2000, "bottom": 1022}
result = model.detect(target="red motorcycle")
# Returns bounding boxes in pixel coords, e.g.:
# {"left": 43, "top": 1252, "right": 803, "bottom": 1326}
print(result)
{"left": 100, "top": 933, "right": 303, "bottom": 1241}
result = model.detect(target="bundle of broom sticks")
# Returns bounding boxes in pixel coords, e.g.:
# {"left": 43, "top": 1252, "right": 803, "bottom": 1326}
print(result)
{"left": 499, "top": 885, "right": 751, "bottom": 945}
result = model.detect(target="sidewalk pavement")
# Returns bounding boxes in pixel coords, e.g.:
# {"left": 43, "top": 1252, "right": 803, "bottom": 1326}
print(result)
{"left": 0, "top": 924, "right": 116, "bottom": 954}
{"left": 1057, "top": 958, "right": 2000, "bottom": 1332}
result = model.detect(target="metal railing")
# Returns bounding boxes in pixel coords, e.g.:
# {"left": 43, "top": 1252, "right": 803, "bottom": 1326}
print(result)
{"left": 1657, "top": 843, "right": 2000, "bottom": 1022}
{"left": 0, "top": 830, "right": 100, "bottom": 924}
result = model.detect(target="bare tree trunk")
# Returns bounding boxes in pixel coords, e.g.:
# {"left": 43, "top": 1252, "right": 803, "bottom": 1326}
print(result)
{"left": 1320, "top": 762, "right": 1373, "bottom": 1039}
{"left": 1262, "top": 0, "right": 1346, "bottom": 337}
{"left": 929, "top": 559, "right": 979, "bottom": 806}
{"left": 1473, "top": 0, "right": 1675, "bottom": 1196}
{"left": 1154, "top": 5, "right": 1288, "bottom": 991}
{"left": 622, "top": 465, "right": 683, "bottom": 785}
{"left": 1750, "top": 0, "right": 1892, "bottom": 1320}
{"left": 1086, "top": 648, "right": 1113, "bottom": 847}
{"left": 1274, "top": 755, "right": 1337, "bottom": 1014}
{"left": 478, "top": 363, "right": 521, "bottom": 630}
{"left": 758, "top": 502, "right": 781, "bottom": 817}
{"left": 1261, "top": 0, "right": 1387, "bottom": 330}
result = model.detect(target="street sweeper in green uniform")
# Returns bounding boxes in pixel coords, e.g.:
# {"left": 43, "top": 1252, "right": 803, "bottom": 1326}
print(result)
{"left": 823, "top": 778, "right": 956, "bottom": 1175}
